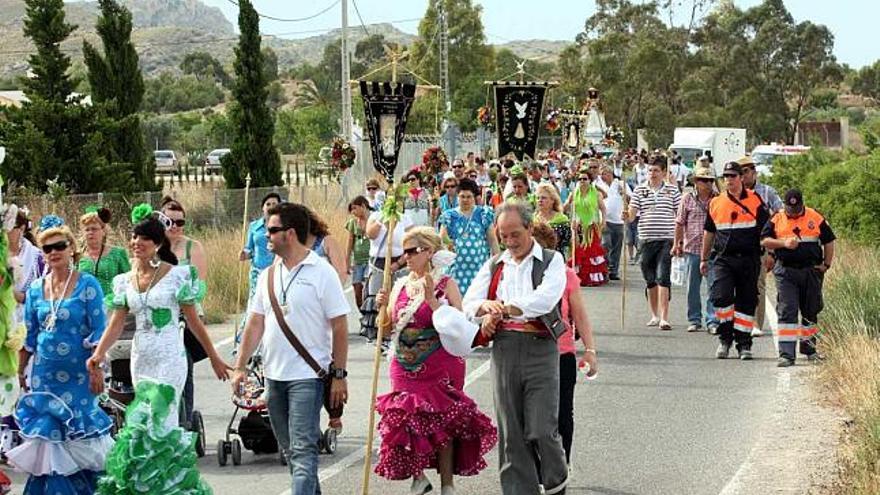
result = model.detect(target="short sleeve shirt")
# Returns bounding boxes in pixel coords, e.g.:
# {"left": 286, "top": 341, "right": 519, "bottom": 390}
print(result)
{"left": 249, "top": 252, "right": 350, "bottom": 381}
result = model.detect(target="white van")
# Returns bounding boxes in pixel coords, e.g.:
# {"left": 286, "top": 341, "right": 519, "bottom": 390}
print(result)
{"left": 669, "top": 127, "right": 747, "bottom": 177}
{"left": 751, "top": 144, "right": 810, "bottom": 176}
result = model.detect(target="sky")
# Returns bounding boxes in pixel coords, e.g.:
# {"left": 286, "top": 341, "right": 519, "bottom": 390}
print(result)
{"left": 197, "top": 0, "right": 878, "bottom": 69}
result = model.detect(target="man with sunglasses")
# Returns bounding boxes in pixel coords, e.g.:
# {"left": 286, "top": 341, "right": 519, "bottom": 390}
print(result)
{"left": 234, "top": 202, "right": 350, "bottom": 494}
{"left": 700, "top": 162, "right": 770, "bottom": 360}
{"left": 737, "top": 155, "right": 782, "bottom": 337}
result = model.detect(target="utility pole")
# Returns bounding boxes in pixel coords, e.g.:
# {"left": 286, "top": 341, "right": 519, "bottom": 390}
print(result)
{"left": 340, "top": 0, "right": 352, "bottom": 141}
{"left": 438, "top": 2, "right": 450, "bottom": 131}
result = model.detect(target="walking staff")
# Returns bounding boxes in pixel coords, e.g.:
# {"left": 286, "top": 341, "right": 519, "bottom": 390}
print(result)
{"left": 234, "top": 173, "right": 252, "bottom": 333}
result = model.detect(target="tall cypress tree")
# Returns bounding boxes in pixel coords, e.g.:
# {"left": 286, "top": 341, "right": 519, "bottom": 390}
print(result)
{"left": 224, "top": 0, "right": 281, "bottom": 188}
{"left": 0, "top": 0, "right": 127, "bottom": 193}
{"left": 83, "top": 0, "right": 151, "bottom": 191}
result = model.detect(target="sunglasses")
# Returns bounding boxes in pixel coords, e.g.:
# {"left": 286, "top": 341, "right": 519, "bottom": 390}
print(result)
{"left": 170, "top": 219, "right": 186, "bottom": 227}
{"left": 578, "top": 177, "right": 591, "bottom": 181}
{"left": 267, "top": 226, "right": 291, "bottom": 235}
{"left": 468, "top": 174, "right": 478, "bottom": 178}
{"left": 403, "top": 246, "right": 424, "bottom": 256}
{"left": 445, "top": 185, "right": 457, "bottom": 189}
{"left": 452, "top": 165, "right": 463, "bottom": 169}
{"left": 723, "top": 173, "right": 739, "bottom": 178}
{"left": 695, "top": 178, "right": 714, "bottom": 183}
{"left": 367, "top": 187, "right": 377, "bottom": 191}
{"left": 42, "top": 240, "right": 69, "bottom": 254}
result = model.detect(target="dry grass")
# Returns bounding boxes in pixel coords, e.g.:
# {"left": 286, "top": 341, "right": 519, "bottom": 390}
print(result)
{"left": 200, "top": 227, "right": 250, "bottom": 324}
{"left": 815, "top": 243, "right": 880, "bottom": 494}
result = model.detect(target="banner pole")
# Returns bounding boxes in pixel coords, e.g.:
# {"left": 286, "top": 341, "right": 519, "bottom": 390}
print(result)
{"left": 621, "top": 176, "right": 629, "bottom": 332}
{"left": 361, "top": 188, "right": 397, "bottom": 495}
{"left": 234, "top": 173, "right": 252, "bottom": 336}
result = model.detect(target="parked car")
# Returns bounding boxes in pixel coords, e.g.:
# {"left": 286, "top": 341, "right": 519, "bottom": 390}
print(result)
{"left": 204, "top": 148, "right": 231, "bottom": 173}
{"left": 154, "top": 150, "right": 179, "bottom": 175}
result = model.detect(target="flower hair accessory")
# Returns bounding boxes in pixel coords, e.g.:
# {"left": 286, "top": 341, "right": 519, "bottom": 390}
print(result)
{"left": 130, "top": 203, "right": 153, "bottom": 224}
{"left": 84, "top": 204, "right": 100, "bottom": 214}
{"left": 431, "top": 250, "right": 456, "bottom": 277}
{"left": 38, "top": 214, "right": 64, "bottom": 232}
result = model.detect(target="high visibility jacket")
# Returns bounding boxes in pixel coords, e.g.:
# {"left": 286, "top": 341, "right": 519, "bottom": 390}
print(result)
{"left": 704, "top": 189, "right": 769, "bottom": 256}
{"left": 762, "top": 207, "right": 836, "bottom": 267}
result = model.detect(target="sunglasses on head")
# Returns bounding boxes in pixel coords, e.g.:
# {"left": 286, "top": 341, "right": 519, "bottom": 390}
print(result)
{"left": 403, "top": 246, "right": 424, "bottom": 256}
{"left": 42, "top": 240, "right": 69, "bottom": 254}
{"left": 267, "top": 225, "right": 291, "bottom": 234}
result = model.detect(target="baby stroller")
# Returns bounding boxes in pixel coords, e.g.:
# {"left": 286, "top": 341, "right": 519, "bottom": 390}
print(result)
{"left": 218, "top": 350, "right": 338, "bottom": 467}
{"left": 100, "top": 315, "right": 208, "bottom": 457}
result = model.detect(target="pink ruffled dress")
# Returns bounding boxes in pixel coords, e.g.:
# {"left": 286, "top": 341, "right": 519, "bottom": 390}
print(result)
{"left": 374, "top": 276, "right": 497, "bottom": 480}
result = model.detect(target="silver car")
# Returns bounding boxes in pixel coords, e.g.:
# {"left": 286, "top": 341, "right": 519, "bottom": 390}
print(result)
{"left": 204, "top": 148, "right": 231, "bottom": 173}
{"left": 154, "top": 150, "right": 178, "bottom": 175}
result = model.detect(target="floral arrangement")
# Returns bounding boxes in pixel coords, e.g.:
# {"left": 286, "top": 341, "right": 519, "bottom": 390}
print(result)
{"left": 545, "top": 108, "right": 560, "bottom": 132}
{"left": 421, "top": 146, "right": 448, "bottom": 178}
{"left": 330, "top": 137, "right": 356, "bottom": 171}
{"left": 477, "top": 106, "right": 494, "bottom": 127}
{"left": 38, "top": 214, "right": 64, "bottom": 232}
{"left": 604, "top": 126, "right": 625, "bottom": 146}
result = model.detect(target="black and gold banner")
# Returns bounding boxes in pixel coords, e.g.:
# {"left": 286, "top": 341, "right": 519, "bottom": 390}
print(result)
{"left": 493, "top": 82, "right": 548, "bottom": 160}
{"left": 360, "top": 81, "right": 417, "bottom": 182}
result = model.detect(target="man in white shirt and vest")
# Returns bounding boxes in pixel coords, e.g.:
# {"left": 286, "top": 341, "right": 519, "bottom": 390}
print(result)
{"left": 463, "top": 202, "right": 569, "bottom": 495}
{"left": 232, "top": 202, "right": 350, "bottom": 495}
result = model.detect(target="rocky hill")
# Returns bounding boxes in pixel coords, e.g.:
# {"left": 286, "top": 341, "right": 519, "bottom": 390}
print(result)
{"left": 0, "top": 0, "right": 568, "bottom": 79}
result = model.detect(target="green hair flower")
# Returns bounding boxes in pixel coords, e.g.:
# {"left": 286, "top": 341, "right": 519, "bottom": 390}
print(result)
{"left": 509, "top": 164, "right": 525, "bottom": 177}
{"left": 131, "top": 203, "right": 153, "bottom": 224}
{"left": 84, "top": 204, "right": 100, "bottom": 214}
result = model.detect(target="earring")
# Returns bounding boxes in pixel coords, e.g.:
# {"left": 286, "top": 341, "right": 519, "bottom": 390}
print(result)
{"left": 69, "top": 258, "right": 75, "bottom": 272}
{"left": 149, "top": 253, "right": 161, "bottom": 268}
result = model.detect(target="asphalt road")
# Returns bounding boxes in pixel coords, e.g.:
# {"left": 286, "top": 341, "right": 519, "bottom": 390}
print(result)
{"left": 7, "top": 267, "right": 785, "bottom": 495}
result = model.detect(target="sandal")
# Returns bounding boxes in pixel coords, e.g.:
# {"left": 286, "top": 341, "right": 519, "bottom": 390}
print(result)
{"left": 659, "top": 320, "right": 672, "bottom": 331}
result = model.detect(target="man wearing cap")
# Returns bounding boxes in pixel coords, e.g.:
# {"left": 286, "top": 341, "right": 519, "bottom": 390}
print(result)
{"left": 737, "top": 155, "right": 783, "bottom": 337}
{"left": 700, "top": 161, "right": 770, "bottom": 360}
{"left": 760, "top": 189, "right": 836, "bottom": 367}
{"left": 673, "top": 165, "right": 718, "bottom": 333}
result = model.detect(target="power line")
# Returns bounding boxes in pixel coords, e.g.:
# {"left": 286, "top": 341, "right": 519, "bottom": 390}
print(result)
{"left": 225, "top": 0, "right": 340, "bottom": 23}
{"left": 350, "top": 0, "right": 371, "bottom": 37}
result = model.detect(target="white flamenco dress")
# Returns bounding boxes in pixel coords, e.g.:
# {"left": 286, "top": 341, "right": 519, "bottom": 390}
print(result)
{"left": 96, "top": 265, "right": 212, "bottom": 494}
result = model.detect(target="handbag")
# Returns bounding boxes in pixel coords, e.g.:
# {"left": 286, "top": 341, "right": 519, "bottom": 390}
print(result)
{"left": 266, "top": 264, "right": 343, "bottom": 418}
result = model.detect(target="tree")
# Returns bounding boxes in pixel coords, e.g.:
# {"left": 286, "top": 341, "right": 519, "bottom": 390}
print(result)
{"left": 852, "top": 60, "right": 880, "bottom": 101}
{"left": 410, "top": 0, "right": 494, "bottom": 130}
{"left": 262, "top": 47, "right": 279, "bottom": 82}
{"left": 83, "top": 0, "right": 151, "bottom": 190}
{"left": 223, "top": 0, "right": 281, "bottom": 188}
{"left": 355, "top": 34, "right": 388, "bottom": 68}
{"left": 0, "top": 0, "right": 130, "bottom": 193}
{"left": 180, "top": 51, "right": 231, "bottom": 87}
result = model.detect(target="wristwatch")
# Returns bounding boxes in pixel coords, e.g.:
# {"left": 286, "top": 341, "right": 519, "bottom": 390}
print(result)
{"left": 330, "top": 367, "right": 348, "bottom": 379}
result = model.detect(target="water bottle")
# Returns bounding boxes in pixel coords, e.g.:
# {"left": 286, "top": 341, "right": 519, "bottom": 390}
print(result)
{"left": 578, "top": 358, "right": 598, "bottom": 381}
{"left": 671, "top": 256, "right": 687, "bottom": 287}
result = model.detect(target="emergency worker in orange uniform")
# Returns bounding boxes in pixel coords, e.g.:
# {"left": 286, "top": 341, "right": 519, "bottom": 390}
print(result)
{"left": 700, "top": 162, "right": 770, "bottom": 360}
{"left": 760, "top": 189, "right": 836, "bottom": 367}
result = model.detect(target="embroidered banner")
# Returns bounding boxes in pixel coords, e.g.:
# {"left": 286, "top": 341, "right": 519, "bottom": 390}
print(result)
{"left": 360, "top": 81, "right": 417, "bottom": 182}
{"left": 493, "top": 83, "right": 548, "bottom": 160}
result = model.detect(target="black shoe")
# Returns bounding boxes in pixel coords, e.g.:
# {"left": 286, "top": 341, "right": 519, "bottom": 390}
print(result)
{"left": 777, "top": 356, "right": 795, "bottom": 367}
{"left": 609, "top": 274, "right": 620, "bottom": 280}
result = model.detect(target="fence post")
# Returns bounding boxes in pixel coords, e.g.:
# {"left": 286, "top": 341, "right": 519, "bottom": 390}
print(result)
{"left": 322, "top": 183, "right": 328, "bottom": 206}
{"left": 304, "top": 162, "right": 309, "bottom": 187}
{"left": 97, "top": 192, "right": 104, "bottom": 206}
{"left": 41, "top": 194, "right": 48, "bottom": 215}
{"left": 213, "top": 187, "right": 220, "bottom": 230}
{"left": 295, "top": 162, "right": 301, "bottom": 187}
{"left": 286, "top": 162, "right": 291, "bottom": 185}
{"left": 299, "top": 185, "right": 305, "bottom": 204}
{"left": 144, "top": 191, "right": 151, "bottom": 206}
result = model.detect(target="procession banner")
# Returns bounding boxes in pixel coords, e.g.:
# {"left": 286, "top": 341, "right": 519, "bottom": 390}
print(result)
{"left": 360, "top": 81, "right": 417, "bottom": 182}
{"left": 559, "top": 110, "right": 589, "bottom": 152}
{"left": 492, "top": 82, "right": 549, "bottom": 161}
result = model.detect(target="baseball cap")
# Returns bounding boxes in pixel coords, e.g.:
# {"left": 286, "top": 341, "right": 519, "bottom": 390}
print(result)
{"left": 693, "top": 166, "right": 715, "bottom": 179}
{"left": 722, "top": 162, "right": 742, "bottom": 176}
{"left": 784, "top": 189, "right": 804, "bottom": 212}
{"left": 736, "top": 155, "right": 756, "bottom": 168}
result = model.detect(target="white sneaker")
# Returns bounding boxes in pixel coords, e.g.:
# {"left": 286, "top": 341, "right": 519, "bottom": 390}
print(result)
{"left": 411, "top": 475, "right": 432, "bottom": 495}
{"left": 751, "top": 328, "right": 764, "bottom": 337}
{"left": 646, "top": 317, "right": 660, "bottom": 327}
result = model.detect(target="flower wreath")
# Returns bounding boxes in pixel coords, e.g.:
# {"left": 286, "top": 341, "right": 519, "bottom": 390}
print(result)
{"left": 545, "top": 108, "right": 560, "bottom": 133}
{"left": 421, "top": 146, "right": 448, "bottom": 178}
{"left": 477, "top": 105, "right": 494, "bottom": 127}
{"left": 330, "top": 137, "right": 356, "bottom": 172}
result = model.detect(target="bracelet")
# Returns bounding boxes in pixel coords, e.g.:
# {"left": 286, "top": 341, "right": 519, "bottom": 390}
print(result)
{"left": 584, "top": 349, "right": 597, "bottom": 355}
{"left": 233, "top": 366, "right": 247, "bottom": 373}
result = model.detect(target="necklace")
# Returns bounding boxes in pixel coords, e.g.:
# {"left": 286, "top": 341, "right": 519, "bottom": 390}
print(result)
{"left": 44, "top": 269, "right": 74, "bottom": 331}
{"left": 460, "top": 208, "right": 476, "bottom": 239}
{"left": 279, "top": 263, "right": 305, "bottom": 313}
{"left": 134, "top": 264, "right": 161, "bottom": 332}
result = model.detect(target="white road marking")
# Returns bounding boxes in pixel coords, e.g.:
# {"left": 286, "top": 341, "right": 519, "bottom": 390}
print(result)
{"left": 718, "top": 294, "right": 785, "bottom": 495}
{"left": 275, "top": 355, "right": 493, "bottom": 495}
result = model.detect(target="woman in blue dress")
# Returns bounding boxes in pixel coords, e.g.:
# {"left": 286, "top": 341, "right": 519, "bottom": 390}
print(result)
{"left": 439, "top": 178, "right": 499, "bottom": 294}
{"left": 8, "top": 222, "right": 113, "bottom": 494}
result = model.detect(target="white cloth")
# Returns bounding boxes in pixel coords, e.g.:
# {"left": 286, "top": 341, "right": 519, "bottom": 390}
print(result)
{"left": 432, "top": 305, "right": 479, "bottom": 357}
{"left": 112, "top": 266, "right": 194, "bottom": 428}
{"left": 249, "top": 252, "right": 350, "bottom": 382}
{"left": 633, "top": 164, "right": 649, "bottom": 185}
{"left": 462, "top": 241, "right": 566, "bottom": 320}
{"left": 7, "top": 434, "right": 114, "bottom": 476}
{"left": 595, "top": 178, "right": 631, "bottom": 224}
{"left": 367, "top": 211, "right": 413, "bottom": 258}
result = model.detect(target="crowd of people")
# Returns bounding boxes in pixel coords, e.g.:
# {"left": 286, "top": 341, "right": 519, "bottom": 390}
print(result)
{"left": 0, "top": 141, "right": 837, "bottom": 495}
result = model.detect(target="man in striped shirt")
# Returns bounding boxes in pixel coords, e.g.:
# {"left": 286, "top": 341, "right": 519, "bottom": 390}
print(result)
{"left": 625, "top": 156, "right": 681, "bottom": 330}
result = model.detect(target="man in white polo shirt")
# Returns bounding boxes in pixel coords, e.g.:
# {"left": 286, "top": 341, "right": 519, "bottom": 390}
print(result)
{"left": 233, "top": 202, "right": 350, "bottom": 495}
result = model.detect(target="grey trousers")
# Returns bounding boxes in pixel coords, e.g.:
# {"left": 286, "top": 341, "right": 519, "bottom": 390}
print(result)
{"left": 601, "top": 222, "right": 625, "bottom": 277}
{"left": 492, "top": 332, "right": 569, "bottom": 495}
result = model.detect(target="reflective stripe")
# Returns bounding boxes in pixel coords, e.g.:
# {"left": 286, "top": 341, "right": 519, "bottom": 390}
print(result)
{"left": 777, "top": 323, "right": 801, "bottom": 342}
{"left": 715, "top": 305, "right": 734, "bottom": 322}
{"left": 801, "top": 325, "right": 819, "bottom": 337}
{"left": 798, "top": 236, "right": 820, "bottom": 243}
{"left": 714, "top": 221, "right": 757, "bottom": 230}
{"left": 733, "top": 312, "right": 754, "bottom": 333}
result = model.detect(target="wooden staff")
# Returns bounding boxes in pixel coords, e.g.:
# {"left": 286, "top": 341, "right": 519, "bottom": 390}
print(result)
{"left": 234, "top": 173, "right": 252, "bottom": 333}
{"left": 621, "top": 176, "right": 630, "bottom": 332}
{"left": 361, "top": 187, "right": 398, "bottom": 495}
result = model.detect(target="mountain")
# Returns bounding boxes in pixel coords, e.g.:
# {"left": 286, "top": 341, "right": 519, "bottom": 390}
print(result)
{"left": 0, "top": 0, "right": 568, "bottom": 80}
